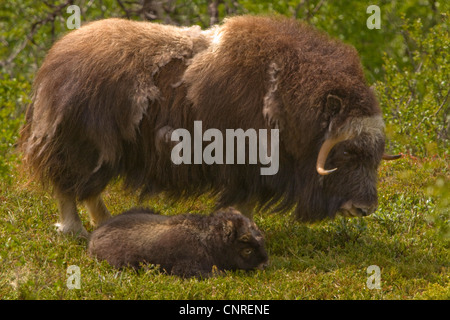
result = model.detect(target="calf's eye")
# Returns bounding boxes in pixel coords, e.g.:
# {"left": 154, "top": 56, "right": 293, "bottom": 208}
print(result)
{"left": 242, "top": 248, "right": 253, "bottom": 256}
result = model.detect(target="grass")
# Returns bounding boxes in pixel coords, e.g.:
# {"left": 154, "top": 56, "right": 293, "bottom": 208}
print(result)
{"left": 0, "top": 155, "right": 448, "bottom": 300}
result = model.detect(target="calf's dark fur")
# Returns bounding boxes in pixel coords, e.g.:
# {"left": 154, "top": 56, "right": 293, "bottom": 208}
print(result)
{"left": 88, "top": 207, "right": 268, "bottom": 277}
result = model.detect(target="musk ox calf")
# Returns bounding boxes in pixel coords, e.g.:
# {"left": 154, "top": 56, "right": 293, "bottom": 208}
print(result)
{"left": 87, "top": 207, "right": 268, "bottom": 277}
{"left": 19, "top": 15, "right": 400, "bottom": 237}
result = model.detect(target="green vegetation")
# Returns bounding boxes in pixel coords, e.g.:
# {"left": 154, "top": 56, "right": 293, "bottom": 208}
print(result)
{"left": 0, "top": 1, "right": 448, "bottom": 299}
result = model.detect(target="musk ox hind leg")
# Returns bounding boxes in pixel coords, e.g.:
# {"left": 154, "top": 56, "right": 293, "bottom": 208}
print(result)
{"left": 54, "top": 188, "right": 88, "bottom": 238}
{"left": 84, "top": 194, "right": 111, "bottom": 228}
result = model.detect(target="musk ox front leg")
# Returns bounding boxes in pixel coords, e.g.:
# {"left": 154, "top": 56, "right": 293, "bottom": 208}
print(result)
{"left": 54, "top": 188, "right": 88, "bottom": 238}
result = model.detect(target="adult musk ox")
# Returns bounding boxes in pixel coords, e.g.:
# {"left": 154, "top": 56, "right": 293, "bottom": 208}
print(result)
{"left": 19, "top": 15, "right": 400, "bottom": 237}
{"left": 88, "top": 207, "right": 268, "bottom": 277}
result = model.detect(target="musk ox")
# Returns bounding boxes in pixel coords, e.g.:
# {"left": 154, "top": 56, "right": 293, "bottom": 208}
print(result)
{"left": 19, "top": 15, "right": 400, "bottom": 237}
{"left": 88, "top": 207, "right": 268, "bottom": 277}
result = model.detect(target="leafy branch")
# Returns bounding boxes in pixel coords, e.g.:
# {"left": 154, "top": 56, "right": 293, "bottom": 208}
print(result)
{"left": 0, "top": 0, "right": 74, "bottom": 74}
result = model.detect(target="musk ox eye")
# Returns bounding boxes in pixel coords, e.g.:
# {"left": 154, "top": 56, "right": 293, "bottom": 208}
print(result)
{"left": 342, "top": 150, "right": 355, "bottom": 158}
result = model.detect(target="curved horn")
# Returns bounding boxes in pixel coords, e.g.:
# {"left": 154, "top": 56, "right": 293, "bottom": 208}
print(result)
{"left": 382, "top": 153, "right": 402, "bottom": 160}
{"left": 316, "top": 135, "right": 349, "bottom": 176}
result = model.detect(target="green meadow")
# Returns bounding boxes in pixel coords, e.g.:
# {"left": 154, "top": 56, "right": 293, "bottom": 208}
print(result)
{"left": 0, "top": 1, "right": 448, "bottom": 299}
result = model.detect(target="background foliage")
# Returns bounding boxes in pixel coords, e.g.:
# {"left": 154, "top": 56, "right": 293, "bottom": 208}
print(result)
{"left": 0, "top": 0, "right": 448, "bottom": 181}
{"left": 0, "top": 0, "right": 448, "bottom": 300}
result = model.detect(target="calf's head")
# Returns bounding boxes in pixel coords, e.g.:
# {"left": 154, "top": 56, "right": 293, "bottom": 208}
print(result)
{"left": 214, "top": 208, "right": 268, "bottom": 271}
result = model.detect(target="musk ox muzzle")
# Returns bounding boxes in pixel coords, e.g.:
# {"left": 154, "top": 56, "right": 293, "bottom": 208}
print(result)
{"left": 338, "top": 201, "right": 377, "bottom": 217}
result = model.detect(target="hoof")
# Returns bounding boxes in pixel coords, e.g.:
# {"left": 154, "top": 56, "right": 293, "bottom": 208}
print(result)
{"left": 55, "top": 222, "right": 89, "bottom": 239}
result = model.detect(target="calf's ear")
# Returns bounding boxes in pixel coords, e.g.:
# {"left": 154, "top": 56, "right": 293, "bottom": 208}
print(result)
{"left": 238, "top": 233, "right": 251, "bottom": 243}
{"left": 222, "top": 220, "right": 235, "bottom": 241}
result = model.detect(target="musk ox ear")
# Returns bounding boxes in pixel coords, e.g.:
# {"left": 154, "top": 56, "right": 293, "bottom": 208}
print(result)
{"left": 326, "top": 94, "right": 343, "bottom": 116}
{"left": 322, "top": 94, "right": 344, "bottom": 132}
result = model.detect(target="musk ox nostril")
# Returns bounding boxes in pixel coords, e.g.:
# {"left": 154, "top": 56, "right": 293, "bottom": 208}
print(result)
{"left": 356, "top": 205, "right": 377, "bottom": 216}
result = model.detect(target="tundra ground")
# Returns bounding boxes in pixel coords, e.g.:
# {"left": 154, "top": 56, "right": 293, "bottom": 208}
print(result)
{"left": 1, "top": 156, "right": 448, "bottom": 299}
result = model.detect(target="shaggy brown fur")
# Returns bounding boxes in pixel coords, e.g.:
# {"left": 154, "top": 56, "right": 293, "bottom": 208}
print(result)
{"left": 88, "top": 207, "right": 268, "bottom": 277}
{"left": 20, "top": 16, "right": 389, "bottom": 235}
